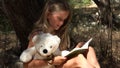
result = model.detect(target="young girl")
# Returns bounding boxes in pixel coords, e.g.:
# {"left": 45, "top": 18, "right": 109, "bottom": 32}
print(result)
{"left": 24, "top": 0, "right": 100, "bottom": 68}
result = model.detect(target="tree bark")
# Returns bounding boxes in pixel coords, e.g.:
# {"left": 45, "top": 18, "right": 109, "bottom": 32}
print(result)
{"left": 93, "top": 0, "right": 113, "bottom": 67}
{"left": 2, "top": 0, "right": 46, "bottom": 55}
{"left": 93, "top": 0, "right": 120, "bottom": 28}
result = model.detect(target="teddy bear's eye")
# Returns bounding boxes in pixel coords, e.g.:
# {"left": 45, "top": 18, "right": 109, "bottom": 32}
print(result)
{"left": 40, "top": 45, "right": 43, "bottom": 47}
{"left": 50, "top": 46, "right": 52, "bottom": 48}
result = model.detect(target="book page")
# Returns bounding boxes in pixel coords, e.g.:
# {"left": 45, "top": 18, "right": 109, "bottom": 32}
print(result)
{"left": 64, "top": 38, "right": 93, "bottom": 59}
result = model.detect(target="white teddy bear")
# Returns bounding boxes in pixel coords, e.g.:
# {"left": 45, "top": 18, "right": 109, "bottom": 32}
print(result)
{"left": 20, "top": 32, "right": 61, "bottom": 63}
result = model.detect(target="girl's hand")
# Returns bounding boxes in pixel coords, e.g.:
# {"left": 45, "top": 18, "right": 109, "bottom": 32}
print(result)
{"left": 52, "top": 56, "right": 67, "bottom": 65}
{"left": 76, "top": 42, "right": 85, "bottom": 48}
{"left": 62, "top": 54, "right": 95, "bottom": 68}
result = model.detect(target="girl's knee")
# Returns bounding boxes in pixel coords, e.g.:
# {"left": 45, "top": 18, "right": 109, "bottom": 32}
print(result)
{"left": 88, "top": 46, "right": 95, "bottom": 52}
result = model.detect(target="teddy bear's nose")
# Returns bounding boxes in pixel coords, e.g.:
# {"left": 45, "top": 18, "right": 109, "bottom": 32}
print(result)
{"left": 43, "top": 49, "right": 48, "bottom": 54}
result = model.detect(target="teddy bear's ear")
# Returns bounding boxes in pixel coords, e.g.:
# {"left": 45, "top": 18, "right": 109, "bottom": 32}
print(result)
{"left": 32, "top": 35, "right": 39, "bottom": 43}
{"left": 54, "top": 36, "right": 61, "bottom": 44}
{"left": 39, "top": 31, "right": 44, "bottom": 35}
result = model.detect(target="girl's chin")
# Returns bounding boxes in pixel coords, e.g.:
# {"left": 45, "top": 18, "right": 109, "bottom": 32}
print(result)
{"left": 55, "top": 27, "right": 60, "bottom": 30}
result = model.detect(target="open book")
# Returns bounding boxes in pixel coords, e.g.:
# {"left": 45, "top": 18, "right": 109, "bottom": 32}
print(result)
{"left": 62, "top": 38, "right": 93, "bottom": 59}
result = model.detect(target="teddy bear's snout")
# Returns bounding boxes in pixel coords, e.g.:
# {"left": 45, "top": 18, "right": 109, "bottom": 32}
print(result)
{"left": 43, "top": 49, "right": 48, "bottom": 54}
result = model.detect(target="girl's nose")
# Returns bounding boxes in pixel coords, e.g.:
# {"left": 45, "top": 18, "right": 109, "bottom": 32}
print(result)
{"left": 59, "top": 21, "right": 64, "bottom": 26}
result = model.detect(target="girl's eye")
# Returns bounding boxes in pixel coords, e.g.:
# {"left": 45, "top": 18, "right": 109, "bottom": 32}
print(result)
{"left": 58, "top": 17, "right": 63, "bottom": 21}
{"left": 50, "top": 46, "right": 52, "bottom": 48}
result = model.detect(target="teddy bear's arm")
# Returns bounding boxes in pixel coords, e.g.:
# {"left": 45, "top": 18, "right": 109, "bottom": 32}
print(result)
{"left": 20, "top": 46, "right": 36, "bottom": 63}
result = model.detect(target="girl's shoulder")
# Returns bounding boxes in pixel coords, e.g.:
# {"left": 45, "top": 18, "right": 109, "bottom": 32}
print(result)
{"left": 28, "top": 30, "right": 43, "bottom": 40}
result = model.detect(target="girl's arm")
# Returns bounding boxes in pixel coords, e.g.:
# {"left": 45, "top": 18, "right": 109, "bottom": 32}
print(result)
{"left": 23, "top": 59, "right": 48, "bottom": 68}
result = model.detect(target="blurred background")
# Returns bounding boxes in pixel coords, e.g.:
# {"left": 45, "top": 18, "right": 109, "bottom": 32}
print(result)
{"left": 0, "top": 0, "right": 120, "bottom": 68}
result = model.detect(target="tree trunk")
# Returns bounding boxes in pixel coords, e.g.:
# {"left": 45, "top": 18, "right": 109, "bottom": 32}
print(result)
{"left": 93, "top": 0, "right": 113, "bottom": 67}
{"left": 93, "top": 0, "right": 120, "bottom": 28}
{"left": 2, "top": 0, "right": 46, "bottom": 55}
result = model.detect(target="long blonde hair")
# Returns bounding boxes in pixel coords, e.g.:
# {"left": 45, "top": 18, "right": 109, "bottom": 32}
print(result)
{"left": 31, "top": 0, "right": 72, "bottom": 50}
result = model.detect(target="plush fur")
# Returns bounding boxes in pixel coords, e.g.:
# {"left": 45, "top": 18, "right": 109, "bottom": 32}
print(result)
{"left": 20, "top": 32, "right": 61, "bottom": 63}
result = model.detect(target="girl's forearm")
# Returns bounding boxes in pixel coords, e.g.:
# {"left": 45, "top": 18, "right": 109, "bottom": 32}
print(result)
{"left": 23, "top": 59, "right": 48, "bottom": 68}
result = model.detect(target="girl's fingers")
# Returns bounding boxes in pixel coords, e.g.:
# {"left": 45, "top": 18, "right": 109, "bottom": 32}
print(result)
{"left": 76, "top": 42, "right": 85, "bottom": 48}
{"left": 53, "top": 56, "right": 67, "bottom": 65}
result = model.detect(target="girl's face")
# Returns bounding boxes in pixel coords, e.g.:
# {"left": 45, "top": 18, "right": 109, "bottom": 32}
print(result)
{"left": 47, "top": 10, "right": 69, "bottom": 31}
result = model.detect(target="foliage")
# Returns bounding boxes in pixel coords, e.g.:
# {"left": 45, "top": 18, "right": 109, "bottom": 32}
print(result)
{"left": 69, "top": 0, "right": 91, "bottom": 8}
{"left": 0, "top": 0, "right": 91, "bottom": 33}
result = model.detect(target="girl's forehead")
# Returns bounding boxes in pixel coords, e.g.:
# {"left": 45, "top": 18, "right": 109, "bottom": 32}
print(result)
{"left": 52, "top": 10, "right": 69, "bottom": 17}
{"left": 52, "top": 10, "right": 69, "bottom": 14}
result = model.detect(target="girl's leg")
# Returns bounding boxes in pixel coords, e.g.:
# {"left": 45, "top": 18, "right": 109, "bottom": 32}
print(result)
{"left": 85, "top": 46, "right": 100, "bottom": 68}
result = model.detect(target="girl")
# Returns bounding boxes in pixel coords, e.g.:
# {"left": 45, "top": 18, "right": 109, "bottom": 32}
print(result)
{"left": 24, "top": 0, "right": 100, "bottom": 68}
